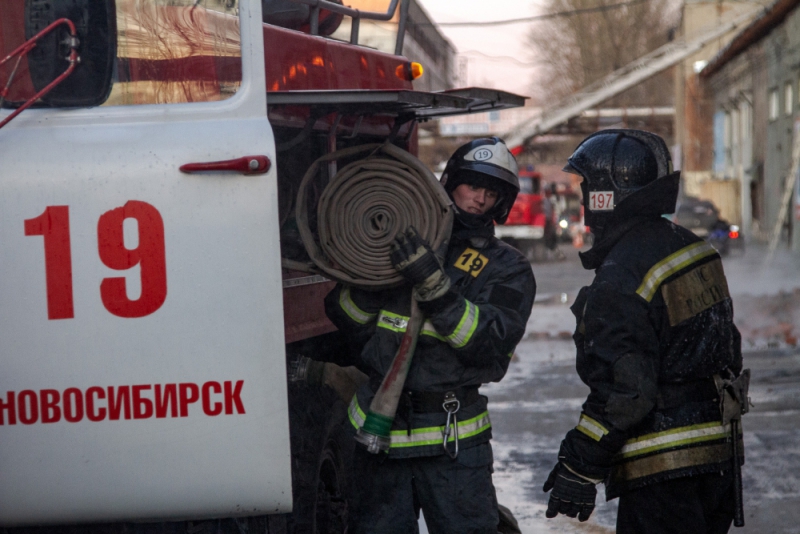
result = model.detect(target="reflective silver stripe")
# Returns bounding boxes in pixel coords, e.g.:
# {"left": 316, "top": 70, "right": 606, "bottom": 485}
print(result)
{"left": 636, "top": 242, "right": 718, "bottom": 302}
{"left": 282, "top": 275, "right": 329, "bottom": 288}
{"left": 348, "top": 395, "right": 366, "bottom": 429}
{"left": 446, "top": 299, "right": 479, "bottom": 348}
{"left": 348, "top": 395, "right": 491, "bottom": 448}
{"left": 339, "top": 287, "right": 376, "bottom": 325}
{"left": 618, "top": 422, "right": 730, "bottom": 459}
{"left": 575, "top": 414, "right": 609, "bottom": 442}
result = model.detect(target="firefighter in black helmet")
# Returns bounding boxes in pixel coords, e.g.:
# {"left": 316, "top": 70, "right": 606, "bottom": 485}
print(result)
{"left": 324, "top": 137, "right": 535, "bottom": 533}
{"left": 543, "top": 129, "right": 746, "bottom": 533}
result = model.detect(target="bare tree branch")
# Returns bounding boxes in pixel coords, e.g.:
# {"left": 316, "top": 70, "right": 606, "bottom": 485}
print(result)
{"left": 526, "top": 0, "right": 680, "bottom": 106}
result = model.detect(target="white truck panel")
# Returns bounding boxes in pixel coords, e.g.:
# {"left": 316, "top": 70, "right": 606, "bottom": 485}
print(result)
{"left": 0, "top": 1, "right": 291, "bottom": 525}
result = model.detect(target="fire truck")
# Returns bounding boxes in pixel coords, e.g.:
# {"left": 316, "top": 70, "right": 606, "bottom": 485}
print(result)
{"left": 493, "top": 166, "right": 557, "bottom": 262}
{"left": 0, "top": 0, "right": 523, "bottom": 531}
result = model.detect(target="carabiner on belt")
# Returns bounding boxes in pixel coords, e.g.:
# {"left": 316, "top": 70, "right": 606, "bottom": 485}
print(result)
{"left": 442, "top": 391, "right": 460, "bottom": 459}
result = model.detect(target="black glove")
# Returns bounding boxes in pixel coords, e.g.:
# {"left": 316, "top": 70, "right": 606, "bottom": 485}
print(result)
{"left": 390, "top": 226, "right": 450, "bottom": 301}
{"left": 542, "top": 461, "right": 599, "bottom": 522}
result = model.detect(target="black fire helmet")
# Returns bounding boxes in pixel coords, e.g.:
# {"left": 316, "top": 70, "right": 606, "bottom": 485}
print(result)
{"left": 563, "top": 129, "right": 676, "bottom": 230}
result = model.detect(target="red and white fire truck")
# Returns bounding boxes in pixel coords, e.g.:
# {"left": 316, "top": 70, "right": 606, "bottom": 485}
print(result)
{"left": 0, "top": 0, "right": 522, "bottom": 531}
{"left": 494, "top": 166, "right": 557, "bottom": 261}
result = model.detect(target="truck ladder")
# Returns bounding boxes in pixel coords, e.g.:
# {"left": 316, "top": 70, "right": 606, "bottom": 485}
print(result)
{"left": 766, "top": 126, "right": 800, "bottom": 258}
{"left": 502, "top": 7, "right": 763, "bottom": 150}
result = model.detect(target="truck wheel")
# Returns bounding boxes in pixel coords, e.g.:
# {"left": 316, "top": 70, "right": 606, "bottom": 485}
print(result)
{"left": 313, "top": 435, "right": 349, "bottom": 533}
{"left": 287, "top": 382, "right": 353, "bottom": 534}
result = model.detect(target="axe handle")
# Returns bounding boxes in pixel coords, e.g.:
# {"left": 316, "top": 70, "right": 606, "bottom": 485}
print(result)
{"left": 731, "top": 418, "right": 744, "bottom": 527}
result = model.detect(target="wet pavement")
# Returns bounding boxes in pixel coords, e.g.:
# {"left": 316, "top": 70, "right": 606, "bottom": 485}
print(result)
{"left": 483, "top": 242, "right": 800, "bottom": 533}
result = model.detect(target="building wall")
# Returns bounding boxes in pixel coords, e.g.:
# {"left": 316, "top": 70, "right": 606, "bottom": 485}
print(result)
{"left": 706, "top": 4, "right": 800, "bottom": 249}
{"left": 402, "top": 0, "right": 454, "bottom": 92}
{"left": 331, "top": 0, "right": 456, "bottom": 92}
{"left": 764, "top": 7, "right": 800, "bottom": 249}
{"left": 675, "top": 0, "right": 763, "bottom": 175}
{"left": 707, "top": 43, "right": 766, "bottom": 234}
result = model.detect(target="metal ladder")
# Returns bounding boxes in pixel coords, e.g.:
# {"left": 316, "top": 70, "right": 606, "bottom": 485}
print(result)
{"left": 502, "top": 7, "right": 763, "bottom": 150}
{"left": 766, "top": 127, "right": 800, "bottom": 257}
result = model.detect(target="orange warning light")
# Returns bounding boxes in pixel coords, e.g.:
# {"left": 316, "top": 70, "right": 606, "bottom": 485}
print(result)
{"left": 395, "top": 62, "right": 424, "bottom": 81}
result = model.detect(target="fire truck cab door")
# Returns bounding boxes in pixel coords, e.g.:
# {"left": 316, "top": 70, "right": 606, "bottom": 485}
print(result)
{"left": 0, "top": 0, "right": 291, "bottom": 525}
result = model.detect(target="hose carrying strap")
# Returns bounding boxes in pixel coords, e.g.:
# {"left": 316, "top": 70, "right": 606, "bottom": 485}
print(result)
{"left": 295, "top": 142, "right": 453, "bottom": 289}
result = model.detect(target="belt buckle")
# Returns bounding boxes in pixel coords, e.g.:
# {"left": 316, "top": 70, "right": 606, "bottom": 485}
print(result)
{"left": 442, "top": 391, "right": 460, "bottom": 414}
{"left": 381, "top": 315, "right": 408, "bottom": 329}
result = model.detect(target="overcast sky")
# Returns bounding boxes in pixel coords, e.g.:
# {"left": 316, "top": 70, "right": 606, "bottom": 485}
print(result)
{"left": 416, "top": 0, "right": 540, "bottom": 98}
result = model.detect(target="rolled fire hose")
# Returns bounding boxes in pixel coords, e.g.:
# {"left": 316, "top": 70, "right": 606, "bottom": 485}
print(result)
{"left": 295, "top": 142, "right": 453, "bottom": 453}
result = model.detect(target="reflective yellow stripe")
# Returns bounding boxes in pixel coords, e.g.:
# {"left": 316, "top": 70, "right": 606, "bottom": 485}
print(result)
{"left": 575, "top": 414, "right": 609, "bottom": 442}
{"left": 348, "top": 395, "right": 491, "bottom": 448}
{"left": 339, "top": 287, "right": 376, "bottom": 325}
{"left": 612, "top": 441, "right": 738, "bottom": 483}
{"left": 446, "top": 299, "right": 479, "bottom": 348}
{"left": 618, "top": 422, "right": 730, "bottom": 459}
{"left": 377, "top": 311, "right": 449, "bottom": 341}
{"left": 390, "top": 412, "right": 491, "bottom": 448}
{"left": 636, "top": 242, "right": 718, "bottom": 302}
{"left": 422, "top": 321, "right": 447, "bottom": 341}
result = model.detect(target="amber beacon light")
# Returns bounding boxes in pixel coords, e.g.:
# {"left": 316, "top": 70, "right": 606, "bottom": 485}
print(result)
{"left": 396, "top": 62, "right": 424, "bottom": 81}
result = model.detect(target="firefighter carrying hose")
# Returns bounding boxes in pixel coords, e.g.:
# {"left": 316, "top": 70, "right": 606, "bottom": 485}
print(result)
{"left": 543, "top": 129, "right": 747, "bottom": 533}
{"left": 323, "top": 137, "right": 535, "bottom": 533}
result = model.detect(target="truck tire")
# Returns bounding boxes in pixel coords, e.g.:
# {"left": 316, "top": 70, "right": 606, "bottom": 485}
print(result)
{"left": 286, "top": 382, "right": 354, "bottom": 534}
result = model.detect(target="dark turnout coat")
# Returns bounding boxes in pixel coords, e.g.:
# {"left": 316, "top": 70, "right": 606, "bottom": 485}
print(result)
{"left": 561, "top": 215, "right": 743, "bottom": 499}
{"left": 325, "top": 230, "right": 536, "bottom": 459}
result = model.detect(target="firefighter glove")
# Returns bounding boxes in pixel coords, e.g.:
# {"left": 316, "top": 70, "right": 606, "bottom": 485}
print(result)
{"left": 543, "top": 461, "right": 599, "bottom": 522}
{"left": 390, "top": 226, "right": 450, "bottom": 302}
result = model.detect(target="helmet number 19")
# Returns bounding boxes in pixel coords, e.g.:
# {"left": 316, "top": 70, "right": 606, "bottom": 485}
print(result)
{"left": 589, "top": 191, "right": 614, "bottom": 211}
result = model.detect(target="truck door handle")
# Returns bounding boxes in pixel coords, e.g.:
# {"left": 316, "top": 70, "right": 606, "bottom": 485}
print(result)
{"left": 180, "top": 155, "right": 271, "bottom": 175}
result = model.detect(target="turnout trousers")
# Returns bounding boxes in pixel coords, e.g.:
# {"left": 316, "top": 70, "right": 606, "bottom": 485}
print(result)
{"left": 349, "top": 442, "right": 498, "bottom": 534}
{"left": 616, "top": 471, "right": 735, "bottom": 534}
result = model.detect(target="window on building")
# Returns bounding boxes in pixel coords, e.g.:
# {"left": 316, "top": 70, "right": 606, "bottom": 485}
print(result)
{"left": 724, "top": 111, "right": 732, "bottom": 173}
{"left": 785, "top": 82, "right": 794, "bottom": 116}
{"left": 769, "top": 88, "right": 779, "bottom": 120}
{"left": 741, "top": 98, "right": 752, "bottom": 146}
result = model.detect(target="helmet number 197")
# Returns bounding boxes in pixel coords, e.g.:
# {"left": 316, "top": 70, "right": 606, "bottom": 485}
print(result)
{"left": 24, "top": 201, "right": 167, "bottom": 320}
{"left": 588, "top": 191, "right": 614, "bottom": 211}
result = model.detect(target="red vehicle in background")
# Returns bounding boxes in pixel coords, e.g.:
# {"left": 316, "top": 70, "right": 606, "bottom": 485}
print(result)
{"left": 495, "top": 166, "right": 558, "bottom": 261}
{"left": 547, "top": 183, "right": 585, "bottom": 246}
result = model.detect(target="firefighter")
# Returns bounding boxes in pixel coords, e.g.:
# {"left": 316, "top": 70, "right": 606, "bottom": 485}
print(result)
{"left": 324, "top": 137, "right": 536, "bottom": 534}
{"left": 543, "top": 129, "right": 745, "bottom": 533}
